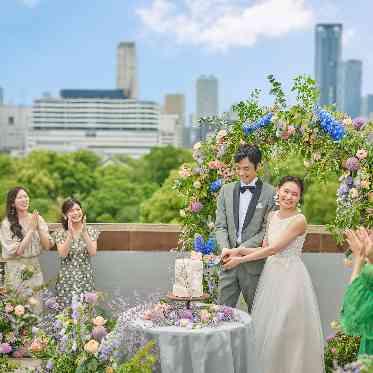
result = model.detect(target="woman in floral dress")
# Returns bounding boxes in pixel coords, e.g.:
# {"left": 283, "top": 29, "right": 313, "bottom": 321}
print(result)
{"left": 0, "top": 187, "right": 53, "bottom": 312}
{"left": 53, "top": 198, "right": 100, "bottom": 308}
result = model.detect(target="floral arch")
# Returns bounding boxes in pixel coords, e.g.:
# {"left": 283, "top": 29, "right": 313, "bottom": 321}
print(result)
{"left": 175, "top": 75, "right": 372, "bottom": 253}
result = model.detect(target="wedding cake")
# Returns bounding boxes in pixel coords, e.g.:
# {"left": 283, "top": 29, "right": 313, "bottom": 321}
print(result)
{"left": 172, "top": 255, "right": 203, "bottom": 298}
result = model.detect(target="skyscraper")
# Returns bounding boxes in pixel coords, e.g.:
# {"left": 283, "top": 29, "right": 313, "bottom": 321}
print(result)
{"left": 196, "top": 75, "right": 218, "bottom": 140}
{"left": 117, "top": 42, "right": 138, "bottom": 99}
{"left": 362, "top": 94, "right": 373, "bottom": 120}
{"left": 163, "top": 94, "right": 185, "bottom": 147}
{"left": 340, "top": 60, "right": 362, "bottom": 118}
{"left": 315, "top": 24, "right": 342, "bottom": 107}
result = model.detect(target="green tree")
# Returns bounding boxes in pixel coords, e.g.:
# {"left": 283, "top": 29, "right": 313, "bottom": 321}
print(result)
{"left": 140, "top": 146, "right": 193, "bottom": 186}
{"left": 140, "top": 170, "right": 184, "bottom": 223}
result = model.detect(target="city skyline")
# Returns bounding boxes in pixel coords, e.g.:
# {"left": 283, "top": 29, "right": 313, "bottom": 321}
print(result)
{"left": 2, "top": 0, "right": 373, "bottom": 117}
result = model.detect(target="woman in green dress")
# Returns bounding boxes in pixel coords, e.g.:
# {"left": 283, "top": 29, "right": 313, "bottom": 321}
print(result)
{"left": 341, "top": 227, "right": 373, "bottom": 356}
{"left": 0, "top": 187, "right": 53, "bottom": 312}
{"left": 53, "top": 198, "right": 100, "bottom": 308}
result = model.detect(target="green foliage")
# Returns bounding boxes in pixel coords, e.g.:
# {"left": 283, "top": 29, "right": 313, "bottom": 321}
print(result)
{"left": 117, "top": 341, "right": 157, "bottom": 373}
{"left": 324, "top": 332, "right": 360, "bottom": 372}
{"left": 0, "top": 356, "right": 19, "bottom": 372}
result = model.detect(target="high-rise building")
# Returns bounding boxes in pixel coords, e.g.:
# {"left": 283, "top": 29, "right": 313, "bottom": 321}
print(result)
{"left": 340, "top": 60, "right": 362, "bottom": 118}
{"left": 315, "top": 23, "right": 342, "bottom": 107}
{"left": 163, "top": 94, "right": 185, "bottom": 147}
{"left": 159, "top": 114, "right": 179, "bottom": 146}
{"left": 0, "top": 105, "right": 30, "bottom": 154}
{"left": 28, "top": 90, "right": 159, "bottom": 158}
{"left": 196, "top": 75, "right": 218, "bottom": 140}
{"left": 362, "top": 94, "right": 373, "bottom": 120}
{"left": 117, "top": 42, "right": 138, "bottom": 99}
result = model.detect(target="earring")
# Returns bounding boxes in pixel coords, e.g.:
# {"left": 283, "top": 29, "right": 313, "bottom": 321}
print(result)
{"left": 297, "top": 202, "right": 302, "bottom": 212}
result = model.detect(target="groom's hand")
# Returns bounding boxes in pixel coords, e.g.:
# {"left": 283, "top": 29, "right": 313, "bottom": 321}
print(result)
{"left": 223, "top": 256, "right": 242, "bottom": 270}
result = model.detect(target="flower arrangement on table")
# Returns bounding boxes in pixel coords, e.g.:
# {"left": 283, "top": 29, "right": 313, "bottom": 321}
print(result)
{"left": 29, "top": 292, "right": 157, "bottom": 373}
{"left": 0, "top": 287, "right": 40, "bottom": 358}
{"left": 142, "top": 302, "right": 238, "bottom": 329}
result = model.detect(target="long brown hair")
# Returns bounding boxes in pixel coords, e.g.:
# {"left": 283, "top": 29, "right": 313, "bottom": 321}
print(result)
{"left": 6, "top": 186, "right": 28, "bottom": 240}
{"left": 60, "top": 198, "right": 84, "bottom": 231}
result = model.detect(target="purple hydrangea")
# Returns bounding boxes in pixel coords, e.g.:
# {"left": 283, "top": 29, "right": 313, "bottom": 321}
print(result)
{"left": 352, "top": 116, "right": 366, "bottom": 130}
{"left": 84, "top": 292, "right": 98, "bottom": 304}
{"left": 345, "top": 157, "right": 360, "bottom": 171}
{"left": 0, "top": 343, "right": 12, "bottom": 354}
{"left": 190, "top": 201, "right": 203, "bottom": 213}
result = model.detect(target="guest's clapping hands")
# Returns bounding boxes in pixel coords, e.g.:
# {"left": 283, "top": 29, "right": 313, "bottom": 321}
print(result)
{"left": 345, "top": 229, "right": 365, "bottom": 260}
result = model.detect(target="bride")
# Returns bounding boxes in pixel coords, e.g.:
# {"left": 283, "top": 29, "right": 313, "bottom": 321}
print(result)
{"left": 222, "top": 175, "right": 324, "bottom": 373}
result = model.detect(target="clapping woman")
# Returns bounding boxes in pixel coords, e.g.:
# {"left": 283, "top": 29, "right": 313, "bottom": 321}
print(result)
{"left": 53, "top": 198, "right": 100, "bottom": 308}
{"left": 0, "top": 187, "right": 53, "bottom": 306}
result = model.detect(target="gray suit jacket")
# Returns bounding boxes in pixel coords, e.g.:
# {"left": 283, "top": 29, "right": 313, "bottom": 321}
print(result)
{"left": 215, "top": 179, "right": 275, "bottom": 274}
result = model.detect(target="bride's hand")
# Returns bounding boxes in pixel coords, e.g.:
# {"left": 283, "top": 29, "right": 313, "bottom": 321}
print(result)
{"left": 223, "top": 256, "right": 242, "bottom": 270}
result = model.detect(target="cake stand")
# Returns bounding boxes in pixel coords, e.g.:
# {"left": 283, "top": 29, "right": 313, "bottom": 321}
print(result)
{"left": 166, "top": 292, "right": 210, "bottom": 309}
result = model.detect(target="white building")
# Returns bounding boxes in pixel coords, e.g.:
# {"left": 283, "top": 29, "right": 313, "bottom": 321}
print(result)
{"left": 28, "top": 94, "right": 160, "bottom": 158}
{"left": 0, "top": 105, "right": 30, "bottom": 154}
{"left": 117, "top": 42, "right": 138, "bottom": 99}
{"left": 159, "top": 114, "right": 180, "bottom": 146}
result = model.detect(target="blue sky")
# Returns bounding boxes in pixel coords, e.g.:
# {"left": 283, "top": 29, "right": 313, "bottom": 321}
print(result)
{"left": 1, "top": 0, "right": 373, "bottom": 118}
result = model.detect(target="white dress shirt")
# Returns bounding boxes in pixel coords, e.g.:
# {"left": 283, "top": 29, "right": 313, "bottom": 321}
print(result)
{"left": 237, "top": 177, "right": 258, "bottom": 245}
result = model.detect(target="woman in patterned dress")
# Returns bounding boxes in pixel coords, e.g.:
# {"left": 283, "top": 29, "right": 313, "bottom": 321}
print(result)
{"left": 53, "top": 198, "right": 100, "bottom": 308}
{"left": 0, "top": 187, "right": 53, "bottom": 312}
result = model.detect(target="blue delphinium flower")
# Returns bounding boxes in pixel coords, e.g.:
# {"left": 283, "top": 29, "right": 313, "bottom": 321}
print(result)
{"left": 194, "top": 235, "right": 205, "bottom": 252}
{"left": 203, "top": 238, "right": 216, "bottom": 255}
{"left": 210, "top": 179, "right": 223, "bottom": 193}
{"left": 314, "top": 107, "right": 345, "bottom": 141}
{"left": 243, "top": 112, "right": 273, "bottom": 136}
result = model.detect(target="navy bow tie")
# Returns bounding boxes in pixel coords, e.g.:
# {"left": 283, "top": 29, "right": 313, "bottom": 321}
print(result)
{"left": 240, "top": 185, "right": 256, "bottom": 194}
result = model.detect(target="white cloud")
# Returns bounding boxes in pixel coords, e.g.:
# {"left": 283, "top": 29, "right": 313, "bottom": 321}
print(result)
{"left": 136, "top": 0, "right": 314, "bottom": 51}
{"left": 18, "top": 0, "right": 41, "bottom": 8}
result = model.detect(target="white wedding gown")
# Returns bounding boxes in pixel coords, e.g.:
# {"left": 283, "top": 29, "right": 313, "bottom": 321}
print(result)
{"left": 252, "top": 212, "right": 325, "bottom": 373}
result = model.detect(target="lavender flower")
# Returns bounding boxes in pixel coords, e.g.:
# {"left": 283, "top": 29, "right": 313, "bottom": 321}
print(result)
{"left": 46, "top": 359, "right": 54, "bottom": 371}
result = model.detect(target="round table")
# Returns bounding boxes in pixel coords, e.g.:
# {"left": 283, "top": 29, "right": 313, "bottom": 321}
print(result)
{"left": 128, "top": 308, "right": 260, "bottom": 373}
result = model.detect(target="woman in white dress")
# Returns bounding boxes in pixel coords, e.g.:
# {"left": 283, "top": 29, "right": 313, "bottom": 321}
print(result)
{"left": 222, "top": 176, "right": 324, "bottom": 373}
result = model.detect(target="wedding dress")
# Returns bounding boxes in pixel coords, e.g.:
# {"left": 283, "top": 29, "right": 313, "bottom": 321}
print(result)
{"left": 252, "top": 211, "right": 325, "bottom": 373}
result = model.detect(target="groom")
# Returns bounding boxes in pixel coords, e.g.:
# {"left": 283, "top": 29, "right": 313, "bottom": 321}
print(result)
{"left": 215, "top": 144, "right": 275, "bottom": 312}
